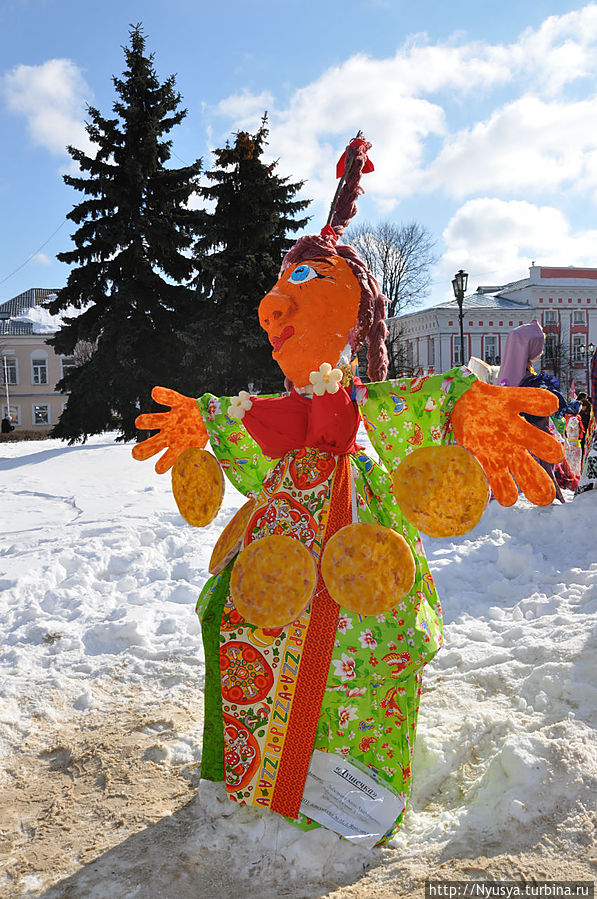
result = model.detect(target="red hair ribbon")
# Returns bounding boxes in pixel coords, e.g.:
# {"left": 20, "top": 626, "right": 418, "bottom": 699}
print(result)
{"left": 320, "top": 224, "right": 338, "bottom": 243}
{"left": 336, "top": 137, "right": 374, "bottom": 179}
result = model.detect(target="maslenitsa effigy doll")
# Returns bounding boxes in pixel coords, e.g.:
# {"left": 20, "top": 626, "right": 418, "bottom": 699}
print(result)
{"left": 133, "top": 135, "right": 563, "bottom": 847}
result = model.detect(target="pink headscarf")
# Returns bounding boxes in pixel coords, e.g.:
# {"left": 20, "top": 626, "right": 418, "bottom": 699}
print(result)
{"left": 498, "top": 321, "right": 545, "bottom": 387}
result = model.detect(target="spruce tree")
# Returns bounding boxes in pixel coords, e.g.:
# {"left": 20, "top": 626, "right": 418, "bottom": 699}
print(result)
{"left": 47, "top": 24, "right": 203, "bottom": 441}
{"left": 189, "top": 117, "right": 311, "bottom": 394}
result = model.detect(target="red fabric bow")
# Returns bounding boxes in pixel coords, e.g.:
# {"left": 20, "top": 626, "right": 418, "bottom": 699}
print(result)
{"left": 241, "top": 388, "right": 361, "bottom": 458}
{"left": 336, "top": 137, "right": 374, "bottom": 179}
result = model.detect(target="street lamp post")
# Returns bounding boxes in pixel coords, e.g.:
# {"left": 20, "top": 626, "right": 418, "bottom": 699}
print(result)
{"left": 452, "top": 269, "right": 468, "bottom": 366}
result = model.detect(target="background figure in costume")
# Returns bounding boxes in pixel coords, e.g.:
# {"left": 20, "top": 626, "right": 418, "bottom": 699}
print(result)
{"left": 590, "top": 345, "right": 597, "bottom": 412}
{"left": 498, "top": 321, "right": 567, "bottom": 502}
{"left": 575, "top": 368, "right": 597, "bottom": 497}
{"left": 553, "top": 405, "right": 583, "bottom": 492}
{"left": 133, "top": 135, "right": 564, "bottom": 846}
{"left": 577, "top": 394, "right": 591, "bottom": 459}
{"left": 575, "top": 417, "right": 597, "bottom": 496}
{"left": 563, "top": 413, "right": 583, "bottom": 479}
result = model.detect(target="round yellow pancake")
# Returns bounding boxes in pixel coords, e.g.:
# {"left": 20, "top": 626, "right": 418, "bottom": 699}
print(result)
{"left": 391, "top": 444, "right": 489, "bottom": 538}
{"left": 209, "top": 498, "right": 256, "bottom": 575}
{"left": 321, "top": 522, "right": 415, "bottom": 615}
{"left": 171, "top": 448, "right": 224, "bottom": 527}
{"left": 230, "top": 535, "right": 317, "bottom": 627}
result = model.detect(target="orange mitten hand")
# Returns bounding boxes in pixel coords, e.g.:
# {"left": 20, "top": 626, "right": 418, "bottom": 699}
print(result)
{"left": 452, "top": 380, "right": 564, "bottom": 506}
{"left": 132, "top": 386, "right": 208, "bottom": 474}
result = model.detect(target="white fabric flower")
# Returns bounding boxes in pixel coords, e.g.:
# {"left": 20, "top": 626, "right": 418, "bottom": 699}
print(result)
{"left": 228, "top": 390, "right": 253, "bottom": 420}
{"left": 309, "top": 362, "right": 343, "bottom": 396}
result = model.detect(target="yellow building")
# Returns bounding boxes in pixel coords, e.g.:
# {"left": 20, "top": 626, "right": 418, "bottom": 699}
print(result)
{"left": 0, "top": 288, "right": 72, "bottom": 433}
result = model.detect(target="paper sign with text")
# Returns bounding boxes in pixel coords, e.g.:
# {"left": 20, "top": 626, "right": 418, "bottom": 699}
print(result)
{"left": 299, "top": 750, "right": 406, "bottom": 849}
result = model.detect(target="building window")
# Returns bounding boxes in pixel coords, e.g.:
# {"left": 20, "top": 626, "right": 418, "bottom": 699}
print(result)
{"left": 2, "top": 404, "right": 20, "bottom": 425}
{"left": 544, "top": 310, "right": 557, "bottom": 324}
{"left": 572, "top": 310, "right": 585, "bottom": 325}
{"left": 484, "top": 335, "right": 499, "bottom": 364}
{"left": 429, "top": 338, "right": 435, "bottom": 366}
{"left": 33, "top": 404, "right": 50, "bottom": 425}
{"left": 572, "top": 335, "right": 585, "bottom": 363}
{"left": 32, "top": 357, "right": 48, "bottom": 385}
{"left": 544, "top": 334, "right": 557, "bottom": 368}
{"left": 454, "top": 336, "right": 463, "bottom": 365}
{"left": 61, "top": 356, "right": 76, "bottom": 378}
{"left": 1, "top": 356, "right": 18, "bottom": 385}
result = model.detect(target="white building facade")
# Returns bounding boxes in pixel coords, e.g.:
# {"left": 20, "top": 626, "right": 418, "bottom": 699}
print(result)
{"left": 0, "top": 288, "right": 71, "bottom": 432}
{"left": 393, "top": 265, "right": 597, "bottom": 392}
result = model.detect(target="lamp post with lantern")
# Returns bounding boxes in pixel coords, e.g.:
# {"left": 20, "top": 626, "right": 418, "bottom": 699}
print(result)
{"left": 452, "top": 269, "right": 468, "bottom": 366}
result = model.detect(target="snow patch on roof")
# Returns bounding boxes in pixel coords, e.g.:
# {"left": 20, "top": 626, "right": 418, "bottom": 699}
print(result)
{"left": 13, "top": 299, "right": 81, "bottom": 334}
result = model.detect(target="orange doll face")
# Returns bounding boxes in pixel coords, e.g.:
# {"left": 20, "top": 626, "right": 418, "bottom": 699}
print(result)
{"left": 258, "top": 256, "right": 361, "bottom": 387}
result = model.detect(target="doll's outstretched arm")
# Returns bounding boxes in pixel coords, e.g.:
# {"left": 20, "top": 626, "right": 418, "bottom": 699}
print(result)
{"left": 132, "top": 386, "right": 208, "bottom": 474}
{"left": 451, "top": 380, "right": 564, "bottom": 506}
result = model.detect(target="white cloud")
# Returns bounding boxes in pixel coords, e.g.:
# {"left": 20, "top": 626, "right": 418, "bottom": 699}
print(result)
{"left": 423, "top": 94, "right": 597, "bottom": 199}
{"left": 214, "top": 53, "right": 450, "bottom": 215}
{"left": 513, "top": 4, "right": 597, "bottom": 94}
{"left": 2, "top": 58, "right": 93, "bottom": 158}
{"left": 32, "top": 252, "right": 51, "bottom": 265}
{"left": 209, "top": 3, "right": 597, "bottom": 213}
{"left": 215, "top": 90, "right": 274, "bottom": 127}
{"left": 440, "top": 197, "right": 597, "bottom": 289}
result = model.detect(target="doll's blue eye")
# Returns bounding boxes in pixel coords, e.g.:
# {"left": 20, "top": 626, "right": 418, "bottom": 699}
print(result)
{"left": 289, "top": 265, "right": 318, "bottom": 284}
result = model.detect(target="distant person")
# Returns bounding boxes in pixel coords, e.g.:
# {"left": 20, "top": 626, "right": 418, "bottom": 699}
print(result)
{"left": 498, "top": 321, "right": 567, "bottom": 502}
{"left": 575, "top": 380, "right": 597, "bottom": 497}
{"left": 575, "top": 406, "right": 597, "bottom": 497}
{"left": 564, "top": 411, "right": 583, "bottom": 478}
{"left": 577, "top": 394, "right": 591, "bottom": 458}
{"left": 591, "top": 346, "right": 597, "bottom": 411}
{"left": 1, "top": 416, "right": 15, "bottom": 434}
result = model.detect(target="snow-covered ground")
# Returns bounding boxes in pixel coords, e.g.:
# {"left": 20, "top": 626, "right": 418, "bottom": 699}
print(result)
{"left": 0, "top": 432, "right": 595, "bottom": 897}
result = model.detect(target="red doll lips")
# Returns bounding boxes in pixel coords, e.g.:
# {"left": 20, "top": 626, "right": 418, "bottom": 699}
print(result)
{"left": 271, "top": 326, "right": 295, "bottom": 352}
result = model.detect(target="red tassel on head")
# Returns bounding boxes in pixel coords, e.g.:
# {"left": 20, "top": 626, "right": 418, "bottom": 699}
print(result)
{"left": 336, "top": 138, "right": 374, "bottom": 179}
{"left": 320, "top": 224, "right": 338, "bottom": 243}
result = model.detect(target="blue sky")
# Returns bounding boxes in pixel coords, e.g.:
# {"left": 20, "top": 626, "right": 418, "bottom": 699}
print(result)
{"left": 2, "top": 0, "right": 597, "bottom": 310}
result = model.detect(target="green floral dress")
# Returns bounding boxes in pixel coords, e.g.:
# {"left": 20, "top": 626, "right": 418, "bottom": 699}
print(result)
{"left": 195, "top": 367, "right": 476, "bottom": 842}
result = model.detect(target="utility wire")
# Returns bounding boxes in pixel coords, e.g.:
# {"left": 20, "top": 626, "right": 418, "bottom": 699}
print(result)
{"left": 0, "top": 219, "right": 68, "bottom": 287}
{"left": 0, "top": 147, "right": 198, "bottom": 292}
